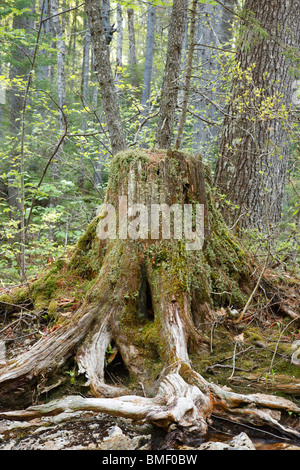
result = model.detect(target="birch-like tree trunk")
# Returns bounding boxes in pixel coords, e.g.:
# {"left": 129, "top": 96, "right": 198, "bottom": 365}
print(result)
{"left": 38, "top": 0, "right": 51, "bottom": 80}
{"left": 155, "top": 0, "right": 188, "bottom": 149}
{"left": 141, "top": 5, "right": 156, "bottom": 113}
{"left": 214, "top": 0, "right": 300, "bottom": 229}
{"left": 175, "top": 0, "right": 197, "bottom": 149}
{"left": 49, "top": 0, "right": 66, "bottom": 182}
{"left": 50, "top": 0, "right": 66, "bottom": 129}
{"left": 115, "top": 3, "right": 123, "bottom": 87}
{"left": 8, "top": 4, "right": 35, "bottom": 277}
{"left": 86, "top": 0, "right": 126, "bottom": 154}
{"left": 81, "top": 17, "right": 91, "bottom": 109}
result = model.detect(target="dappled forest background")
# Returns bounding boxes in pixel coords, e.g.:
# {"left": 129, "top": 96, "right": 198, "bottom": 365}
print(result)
{"left": 0, "top": 0, "right": 299, "bottom": 285}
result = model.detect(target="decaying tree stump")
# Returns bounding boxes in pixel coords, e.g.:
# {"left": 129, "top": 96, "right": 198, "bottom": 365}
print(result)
{"left": 0, "top": 149, "right": 299, "bottom": 439}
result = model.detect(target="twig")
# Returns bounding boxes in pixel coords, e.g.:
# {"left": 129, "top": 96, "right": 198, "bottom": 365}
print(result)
{"left": 0, "top": 299, "right": 30, "bottom": 311}
{"left": 186, "top": 107, "right": 222, "bottom": 129}
{"left": 213, "top": 0, "right": 245, "bottom": 21}
{"left": 195, "top": 43, "right": 238, "bottom": 55}
{"left": 234, "top": 257, "right": 269, "bottom": 325}
{"left": 229, "top": 341, "right": 238, "bottom": 379}
{"left": 0, "top": 320, "right": 20, "bottom": 335}
{"left": 41, "top": 3, "right": 85, "bottom": 24}
{"left": 3, "top": 331, "right": 40, "bottom": 342}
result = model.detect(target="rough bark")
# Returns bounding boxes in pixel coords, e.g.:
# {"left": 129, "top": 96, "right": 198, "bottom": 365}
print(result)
{"left": 214, "top": 0, "right": 300, "bottom": 229}
{"left": 192, "top": 0, "right": 235, "bottom": 156}
{"left": 85, "top": 0, "right": 127, "bottom": 154}
{"left": 155, "top": 0, "right": 188, "bottom": 149}
{"left": 175, "top": 0, "right": 197, "bottom": 150}
{"left": 0, "top": 149, "right": 299, "bottom": 440}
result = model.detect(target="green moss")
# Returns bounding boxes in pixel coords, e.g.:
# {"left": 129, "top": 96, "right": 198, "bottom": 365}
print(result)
{"left": 69, "top": 216, "right": 103, "bottom": 279}
{"left": 135, "top": 317, "right": 164, "bottom": 360}
{"left": 0, "top": 293, "right": 12, "bottom": 304}
{"left": 107, "top": 148, "right": 152, "bottom": 193}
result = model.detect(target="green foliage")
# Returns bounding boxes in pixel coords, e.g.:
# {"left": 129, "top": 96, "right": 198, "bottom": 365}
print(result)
{"left": 0, "top": 0, "right": 299, "bottom": 285}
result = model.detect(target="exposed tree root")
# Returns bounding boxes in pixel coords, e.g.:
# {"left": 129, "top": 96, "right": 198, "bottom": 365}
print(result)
{"left": 0, "top": 363, "right": 299, "bottom": 439}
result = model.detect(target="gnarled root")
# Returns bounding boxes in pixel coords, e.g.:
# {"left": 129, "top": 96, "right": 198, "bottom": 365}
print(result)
{"left": 1, "top": 364, "right": 299, "bottom": 440}
{"left": 0, "top": 371, "right": 211, "bottom": 434}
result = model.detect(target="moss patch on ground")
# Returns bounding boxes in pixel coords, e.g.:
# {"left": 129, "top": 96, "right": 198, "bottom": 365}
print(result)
{"left": 191, "top": 316, "right": 300, "bottom": 399}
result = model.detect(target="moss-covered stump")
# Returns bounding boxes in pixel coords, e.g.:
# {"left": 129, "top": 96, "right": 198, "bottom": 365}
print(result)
{"left": 0, "top": 149, "right": 299, "bottom": 438}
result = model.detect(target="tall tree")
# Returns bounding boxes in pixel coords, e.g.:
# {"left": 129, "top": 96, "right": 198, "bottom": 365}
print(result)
{"left": 1, "top": 0, "right": 300, "bottom": 445}
{"left": 38, "top": 0, "right": 52, "bottom": 80}
{"left": 85, "top": 0, "right": 126, "bottom": 154}
{"left": 115, "top": 3, "right": 123, "bottom": 86}
{"left": 141, "top": 4, "right": 156, "bottom": 112}
{"left": 127, "top": 7, "right": 139, "bottom": 92}
{"left": 192, "top": 0, "right": 235, "bottom": 155}
{"left": 78, "top": 10, "right": 91, "bottom": 188}
{"left": 155, "top": 0, "right": 188, "bottom": 149}
{"left": 175, "top": 0, "right": 197, "bottom": 149}
{"left": 8, "top": 4, "right": 34, "bottom": 211}
{"left": 7, "top": 1, "right": 35, "bottom": 278}
{"left": 49, "top": 0, "right": 66, "bottom": 182}
{"left": 214, "top": 0, "right": 300, "bottom": 229}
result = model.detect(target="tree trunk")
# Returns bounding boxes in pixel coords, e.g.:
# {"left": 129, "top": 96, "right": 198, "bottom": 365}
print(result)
{"left": 50, "top": 0, "right": 66, "bottom": 138}
{"left": 48, "top": 0, "right": 66, "bottom": 241}
{"left": 141, "top": 5, "right": 156, "bottom": 112}
{"left": 81, "top": 16, "right": 91, "bottom": 109}
{"left": 192, "top": 0, "right": 235, "bottom": 156}
{"left": 86, "top": 0, "right": 127, "bottom": 154}
{"left": 214, "top": 0, "right": 300, "bottom": 229}
{"left": 127, "top": 8, "right": 139, "bottom": 93}
{"left": 8, "top": 4, "right": 35, "bottom": 277}
{"left": 38, "top": 0, "right": 52, "bottom": 81}
{"left": 78, "top": 12, "right": 91, "bottom": 189}
{"left": 1, "top": 149, "right": 299, "bottom": 439}
{"left": 155, "top": 0, "right": 188, "bottom": 149}
{"left": 175, "top": 0, "right": 197, "bottom": 150}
